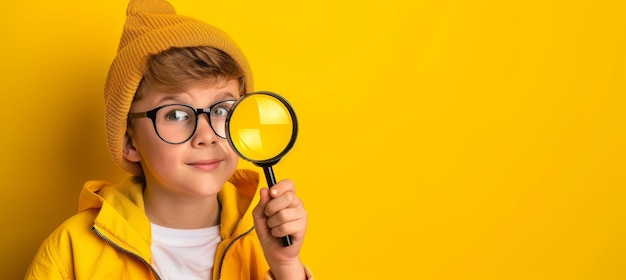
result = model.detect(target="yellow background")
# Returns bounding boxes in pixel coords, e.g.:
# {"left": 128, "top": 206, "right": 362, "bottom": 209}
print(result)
{"left": 1, "top": 0, "right": 625, "bottom": 279}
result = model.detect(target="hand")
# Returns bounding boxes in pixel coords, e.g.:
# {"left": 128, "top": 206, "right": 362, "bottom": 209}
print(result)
{"left": 252, "top": 179, "right": 308, "bottom": 279}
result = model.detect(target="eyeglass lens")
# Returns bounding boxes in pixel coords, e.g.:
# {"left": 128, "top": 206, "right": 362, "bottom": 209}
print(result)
{"left": 154, "top": 101, "right": 234, "bottom": 143}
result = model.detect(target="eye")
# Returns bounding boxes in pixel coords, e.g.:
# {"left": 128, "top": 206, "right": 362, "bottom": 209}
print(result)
{"left": 164, "top": 109, "right": 190, "bottom": 122}
{"left": 211, "top": 103, "right": 232, "bottom": 117}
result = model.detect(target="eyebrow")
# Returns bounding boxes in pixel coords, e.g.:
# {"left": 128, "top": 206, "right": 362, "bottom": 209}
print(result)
{"left": 151, "top": 90, "right": 238, "bottom": 107}
{"left": 213, "top": 90, "right": 238, "bottom": 100}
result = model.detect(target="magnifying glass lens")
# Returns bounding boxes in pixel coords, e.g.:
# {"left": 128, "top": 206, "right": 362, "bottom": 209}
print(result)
{"left": 228, "top": 93, "right": 296, "bottom": 163}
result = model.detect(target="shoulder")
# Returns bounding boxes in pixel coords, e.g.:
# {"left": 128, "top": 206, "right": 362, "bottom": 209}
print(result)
{"left": 25, "top": 209, "right": 101, "bottom": 279}
{"left": 39, "top": 209, "right": 101, "bottom": 250}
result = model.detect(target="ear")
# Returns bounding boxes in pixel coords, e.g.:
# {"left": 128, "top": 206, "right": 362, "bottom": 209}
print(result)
{"left": 123, "top": 130, "right": 142, "bottom": 163}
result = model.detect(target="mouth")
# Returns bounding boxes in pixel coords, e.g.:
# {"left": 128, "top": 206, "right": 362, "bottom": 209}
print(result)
{"left": 188, "top": 159, "right": 222, "bottom": 171}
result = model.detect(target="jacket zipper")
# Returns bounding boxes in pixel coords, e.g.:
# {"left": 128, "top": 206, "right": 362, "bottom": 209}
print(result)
{"left": 217, "top": 226, "right": 255, "bottom": 280}
{"left": 92, "top": 227, "right": 162, "bottom": 280}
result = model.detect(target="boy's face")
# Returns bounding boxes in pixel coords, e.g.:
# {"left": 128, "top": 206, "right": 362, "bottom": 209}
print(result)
{"left": 124, "top": 79, "right": 241, "bottom": 197}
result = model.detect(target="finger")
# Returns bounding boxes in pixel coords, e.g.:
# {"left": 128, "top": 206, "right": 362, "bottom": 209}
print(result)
{"left": 268, "top": 179, "right": 296, "bottom": 198}
{"left": 264, "top": 191, "right": 301, "bottom": 217}
{"left": 266, "top": 207, "right": 307, "bottom": 229}
{"left": 270, "top": 217, "right": 308, "bottom": 239}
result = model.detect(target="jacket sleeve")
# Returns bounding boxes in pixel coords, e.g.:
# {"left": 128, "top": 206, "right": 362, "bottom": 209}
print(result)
{"left": 24, "top": 237, "right": 69, "bottom": 280}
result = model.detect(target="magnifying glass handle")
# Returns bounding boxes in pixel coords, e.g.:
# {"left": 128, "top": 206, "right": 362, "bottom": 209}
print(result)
{"left": 262, "top": 165, "right": 294, "bottom": 247}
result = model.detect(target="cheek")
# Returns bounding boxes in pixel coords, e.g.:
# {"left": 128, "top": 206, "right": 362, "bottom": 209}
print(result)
{"left": 224, "top": 143, "right": 240, "bottom": 162}
{"left": 133, "top": 126, "right": 174, "bottom": 162}
{"left": 220, "top": 141, "right": 240, "bottom": 167}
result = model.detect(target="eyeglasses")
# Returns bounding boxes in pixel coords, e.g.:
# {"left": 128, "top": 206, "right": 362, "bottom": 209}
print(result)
{"left": 128, "top": 100, "right": 236, "bottom": 144}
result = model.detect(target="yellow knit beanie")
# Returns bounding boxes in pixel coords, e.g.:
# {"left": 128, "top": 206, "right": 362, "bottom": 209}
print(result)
{"left": 104, "top": 0, "right": 254, "bottom": 175}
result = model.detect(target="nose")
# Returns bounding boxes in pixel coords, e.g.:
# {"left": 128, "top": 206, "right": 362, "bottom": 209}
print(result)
{"left": 191, "top": 113, "right": 219, "bottom": 146}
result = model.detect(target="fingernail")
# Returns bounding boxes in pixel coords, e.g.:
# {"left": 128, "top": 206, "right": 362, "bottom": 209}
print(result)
{"left": 271, "top": 188, "right": 278, "bottom": 196}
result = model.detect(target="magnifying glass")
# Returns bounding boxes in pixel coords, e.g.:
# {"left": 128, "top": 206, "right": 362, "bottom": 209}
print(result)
{"left": 225, "top": 91, "right": 298, "bottom": 247}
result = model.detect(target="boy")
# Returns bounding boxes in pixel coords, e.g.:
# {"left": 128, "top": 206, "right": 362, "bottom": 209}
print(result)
{"left": 25, "top": 0, "right": 310, "bottom": 279}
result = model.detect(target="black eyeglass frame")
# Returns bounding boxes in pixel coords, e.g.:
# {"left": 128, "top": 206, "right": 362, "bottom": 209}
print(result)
{"left": 128, "top": 99, "right": 237, "bottom": 144}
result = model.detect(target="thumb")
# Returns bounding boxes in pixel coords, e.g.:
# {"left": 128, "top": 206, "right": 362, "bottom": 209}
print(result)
{"left": 252, "top": 188, "right": 271, "bottom": 241}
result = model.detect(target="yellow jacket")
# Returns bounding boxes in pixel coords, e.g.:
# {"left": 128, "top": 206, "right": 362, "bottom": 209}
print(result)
{"left": 25, "top": 169, "right": 272, "bottom": 279}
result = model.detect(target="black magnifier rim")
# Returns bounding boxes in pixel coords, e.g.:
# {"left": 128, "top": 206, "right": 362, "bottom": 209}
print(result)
{"left": 225, "top": 91, "right": 298, "bottom": 166}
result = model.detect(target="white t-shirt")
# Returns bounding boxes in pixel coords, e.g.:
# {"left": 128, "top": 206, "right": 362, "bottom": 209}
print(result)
{"left": 150, "top": 223, "right": 222, "bottom": 280}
